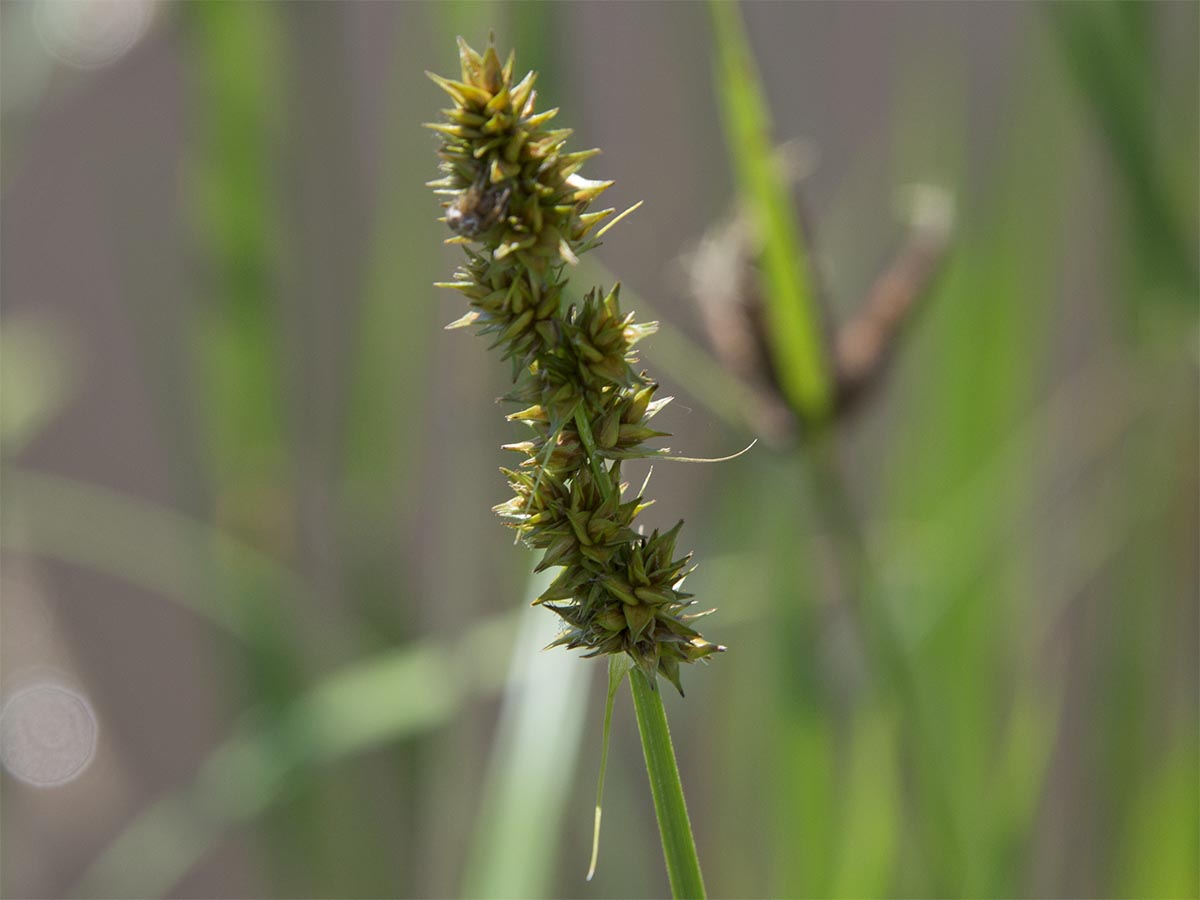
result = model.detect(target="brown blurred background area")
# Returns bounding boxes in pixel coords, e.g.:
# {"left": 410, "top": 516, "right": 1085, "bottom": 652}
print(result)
{"left": 2, "top": 2, "right": 1197, "bottom": 898}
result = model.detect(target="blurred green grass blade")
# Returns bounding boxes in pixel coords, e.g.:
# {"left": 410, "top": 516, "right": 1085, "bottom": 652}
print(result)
{"left": 829, "top": 705, "right": 898, "bottom": 899}
{"left": 340, "top": 30, "right": 439, "bottom": 515}
{"left": 881, "top": 35, "right": 1078, "bottom": 895}
{"left": 336, "top": 8, "right": 449, "bottom": 672}
{"left": 1046, "top": 2, "right": 1199, "bottom": 300}
{"left": 987, "top": 677, "right": 1059, "bottom": 897}
{"left": 701, "top": 517, "right": 787, "bottom": 896}
{"left": 182, "top": 0, "right": 308, "bottom": 719}
{"left": 1117, "top": 733, "right": 1200, "bottom": 899}
{"left": 70, "top": 614, "right": 518, "bottom": 899}
{"left": 1041, "top": 11, "right": 1199, "bottom": 890}
{"left": 703, "top": 427, "right": 867, "bottom": 896}
{"left": 2, "top": 467, "right": 297, "bottom": 641}
{"left": 0, "top": 317, "right": 75, "bottom": 455}
{"left": 773, "top": 704, "right": 835, "bottom": 896}
{"left": 1092, "top": 401, "right": 1196, "bottom": 897}
{"left": 183, "top": 5, "right": 333, "bottom": 890}
{"left": 186, "top": 1, "right": 290, "bottom": 481}
{"left": 799, "top": 440, "right": 966, "bottom": 896}
{"left": 884, "top": 355, "right": 1147, "bottom": 651}
{"left": 461, "top": 571, "right": 592, "bottom": 899}
{"left": 708, "top": 0, "right": 832, "bottom": 422}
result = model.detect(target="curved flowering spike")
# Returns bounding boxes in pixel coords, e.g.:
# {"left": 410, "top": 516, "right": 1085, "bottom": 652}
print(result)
{"left": 428, "top": 37, "right": 723, "bottom": 693}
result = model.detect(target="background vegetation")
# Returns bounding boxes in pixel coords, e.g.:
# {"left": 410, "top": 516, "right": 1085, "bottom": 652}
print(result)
{"left": 2, "top": 2, "right": 1196, "bottom": 898}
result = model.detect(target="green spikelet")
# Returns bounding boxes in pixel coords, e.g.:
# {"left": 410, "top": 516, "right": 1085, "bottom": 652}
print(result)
{"left": 427, "top": 36, "right": 723, "bottom": 693}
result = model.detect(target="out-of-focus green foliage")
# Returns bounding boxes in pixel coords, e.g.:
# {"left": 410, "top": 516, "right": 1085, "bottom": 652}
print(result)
{"left": 2, "top": 2, "right": 1194, "bottom": 899}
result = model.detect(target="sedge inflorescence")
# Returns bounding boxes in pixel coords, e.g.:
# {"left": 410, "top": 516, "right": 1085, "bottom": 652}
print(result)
{"left": 426, "top": 37, "right": 723, "bottom": 694}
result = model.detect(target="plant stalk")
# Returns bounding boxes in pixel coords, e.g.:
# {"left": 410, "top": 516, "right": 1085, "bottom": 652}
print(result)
{"left": 629, "top": 669, "right": 707, "bottom": 900}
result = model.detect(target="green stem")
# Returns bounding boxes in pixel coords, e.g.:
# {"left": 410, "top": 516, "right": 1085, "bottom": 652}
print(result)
{"left": 709, "top": 0, "right": 833, "bottom": 421}
{"left": 629, "top": 669, "right": 707, "bottom": 899}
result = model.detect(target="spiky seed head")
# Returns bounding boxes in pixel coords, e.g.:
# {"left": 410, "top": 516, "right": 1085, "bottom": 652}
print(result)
{"left": 429, "top": 36, "right": 723, "bottom": 693}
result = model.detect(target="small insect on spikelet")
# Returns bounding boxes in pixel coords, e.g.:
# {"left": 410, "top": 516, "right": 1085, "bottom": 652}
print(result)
{"left": 426, "top": 36, "right": 723, "bottom": 694}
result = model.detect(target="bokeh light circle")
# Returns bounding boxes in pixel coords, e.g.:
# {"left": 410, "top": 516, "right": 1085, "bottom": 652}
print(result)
{"left": 0, "top": 683, "right": 97, "bottom": 787}
{"left": 33, "top": 0, "right": 155, "bottom": 71}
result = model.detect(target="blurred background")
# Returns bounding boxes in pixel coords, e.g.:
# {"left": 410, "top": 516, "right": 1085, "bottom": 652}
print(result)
{"left": 2, "top": 1, "right": 1197, "bottom": 898}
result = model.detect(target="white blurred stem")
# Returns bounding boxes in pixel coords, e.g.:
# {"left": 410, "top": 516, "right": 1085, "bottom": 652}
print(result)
{"left": 461, "top": 570, "right": 593, "bottom": 898}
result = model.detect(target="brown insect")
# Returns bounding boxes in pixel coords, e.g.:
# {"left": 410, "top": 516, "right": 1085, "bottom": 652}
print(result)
{"left": 446, "top": 177, "right": 511, "bottom": 238}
